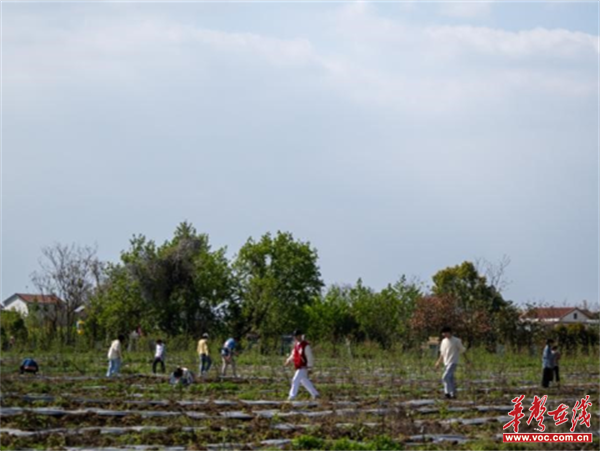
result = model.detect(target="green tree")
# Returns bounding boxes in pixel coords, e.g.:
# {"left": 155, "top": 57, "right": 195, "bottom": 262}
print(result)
{"left": 432, "top": 261, "right": 515, "bottom": 347}
{"left": 91, "top": 222, "right": 234, "bottom": 337}
{"left": 234, "top": 231, "right": 323, "bottom": 344}
{"left": 351, "top": 276, "right": 422, "bottom": 349}
{"left": 88, "top": 263, "right": 144, "bottom": 339}
{"left": 0, "top": 310, "right": 28, "bottom": 349}
{"left": 305, "top": 285, "right": 358, "bottom": 343}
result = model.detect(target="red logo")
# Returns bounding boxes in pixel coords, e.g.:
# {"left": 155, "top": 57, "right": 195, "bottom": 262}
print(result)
{"left": 505, "top": 396, "right": 592, "bottom": 433}
{"left": 526, "top": 395, "right": 548, "bottom": 432}
{"left": 503, "top": 395, "right": 526, "bottom": 433}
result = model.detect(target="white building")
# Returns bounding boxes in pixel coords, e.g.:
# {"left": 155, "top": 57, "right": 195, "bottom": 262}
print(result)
{"left": 1, "top": 293, "right": 63, "bottom": 317}
{"left": 521, "top": 307, "right": 599, "bottom": 326}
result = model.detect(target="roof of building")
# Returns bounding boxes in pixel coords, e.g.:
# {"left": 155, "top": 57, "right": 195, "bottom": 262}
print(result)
{"left": 522, "top": 307, "right": 592, "bottom": 320}
{"left": 11, "top": 293, "right": 63, "bottom": 305}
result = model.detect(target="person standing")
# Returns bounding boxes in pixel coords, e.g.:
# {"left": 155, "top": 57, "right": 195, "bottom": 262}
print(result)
{"left": 197, "top": 333, "right": 211, "bottom": 376}
{"left": 435, "top": 326, "right": 468, "bottom": 399}
{"left": 541, "top": 339, "right": 555, "bottom": 388}
{"left": 220, "top": 337, "right": 238, "bottom": 377}
{"left": 107, "top": 335, "right": 124, "bottom": 377}
{"left": 551, "top": 345, "right": 561, "bottom": 388}
{"left": 284, "top": 329, "right": 319, "bottom": 400}
{"left": 152, "top": 339, "right": 166, "bottom": 374}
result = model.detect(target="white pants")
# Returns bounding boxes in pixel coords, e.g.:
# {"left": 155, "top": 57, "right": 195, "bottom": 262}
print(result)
{"left": 289, "top": 368, "right": 319, "bottom": 399}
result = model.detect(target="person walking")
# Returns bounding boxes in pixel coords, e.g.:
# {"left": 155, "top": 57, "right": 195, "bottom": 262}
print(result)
{"left": 197, "top": 333, "right": 211, "bottom": 376}
{"left": 220, "top": 337, "right": 239, "bottom": 377}
{"left": 551, "top": 345, "right": 561, "bottom": 388}
{"left": 284, "top": 329, "right": 319, "bottom": 401}
{"left": 541, "top": 339, "right": 555, "bottom": 388}
{"left": 152, "top": 339, "right": 166, "bottom": 374}
{"left": 107, "top": 335, "right": 124, "bottom": 377}
{"left": 435, "top": 326, "right": 468, "bottom": 399}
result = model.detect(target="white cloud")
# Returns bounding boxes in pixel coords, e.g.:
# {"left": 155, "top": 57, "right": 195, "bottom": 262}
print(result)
{"left": 425, "top": 25, "right": 599, "bottom": 59}
{"left": 4, "top": 5, "right": 598, "bottom": 117}
{"left": 439, "top": 2, "right": 493, "bottom": 19}
{"left": 324, "top": 3, "right": 597, "bottom": 112}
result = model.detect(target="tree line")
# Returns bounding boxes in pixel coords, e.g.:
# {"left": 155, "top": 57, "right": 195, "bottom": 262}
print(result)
{"left": 3, "top": 221, "right": 597, "bottom": 352}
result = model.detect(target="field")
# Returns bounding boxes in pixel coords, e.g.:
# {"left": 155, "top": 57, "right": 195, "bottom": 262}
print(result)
{"left": 0, "top": 345, "right": 598, "bottom": 450}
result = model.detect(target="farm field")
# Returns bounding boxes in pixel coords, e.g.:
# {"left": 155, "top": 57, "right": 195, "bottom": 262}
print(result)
{"left": 0, "top": 348, "right": 598, "bottom": 450}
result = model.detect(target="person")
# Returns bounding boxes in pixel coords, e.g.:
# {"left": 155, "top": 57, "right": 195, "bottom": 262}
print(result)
{"left": 197, "top": 333, "right": 211, "bottom": 376}
{"left": 541, "top": 339, "right": 554, "bottom": 388}
{"left": 435, "top": 326, "right": 468, "bottom": 399}
{"left": 107, "top": 334, "right": 124, "bottom": 377}
{"left": 76, "top": 319, "right": 85, "bottom": 336}
{"left": 20, "top": 358, "right": 39, "bottom": 375}
{"left": 284, "top": 329, "right": 319, "bottom": 401}
{"left": 542, "top": 338, "right": 554, "bottom": 388}
{"left": 152, "top": 339, "right": 166, "bottom": 374}
{"left": 552, "top": 345, "right": 561, "bottom": 388}
{"left": 221, "top": 337, "right": 239, "bottom": 377}
{"left": 170, "top": 366, "right": 194, "bottom": 386}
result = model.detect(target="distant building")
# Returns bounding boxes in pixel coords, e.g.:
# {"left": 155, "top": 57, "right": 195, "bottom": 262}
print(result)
{"left": 521, "top": 307, "right": 599, "bottom": 326}
{"left": 1, "top": 293, "right": 63, "bottom": 317}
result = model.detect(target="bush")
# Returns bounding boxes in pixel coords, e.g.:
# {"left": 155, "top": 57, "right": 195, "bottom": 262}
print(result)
{"left": 292, "top": 435, "right": 326, "bottom": 450}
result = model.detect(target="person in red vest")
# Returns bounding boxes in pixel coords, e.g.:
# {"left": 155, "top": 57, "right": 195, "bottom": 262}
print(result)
{"left": 284, "top": 329, "right": 319, "bottom": 400}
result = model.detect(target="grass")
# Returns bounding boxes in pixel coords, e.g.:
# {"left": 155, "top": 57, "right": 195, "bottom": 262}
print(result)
{"left": 0, "top": 345, "right": 598, "bottom": 450}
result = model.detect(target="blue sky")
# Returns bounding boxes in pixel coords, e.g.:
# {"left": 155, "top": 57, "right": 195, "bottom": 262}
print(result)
{"left": 1, "top": 1, "right": 598, "bottom": 306}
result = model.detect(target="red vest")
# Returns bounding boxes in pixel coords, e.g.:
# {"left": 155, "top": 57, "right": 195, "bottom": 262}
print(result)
{"left": 293, "top": 340, "right": 309, "bottom": 369}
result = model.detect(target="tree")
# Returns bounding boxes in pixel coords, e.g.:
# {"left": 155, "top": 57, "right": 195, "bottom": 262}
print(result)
{"left": 475, "top": 255, "right": 512, "bottom": 294}
{"left": 31, "top": 243, "right": 103, "bottom": 342}
{"left": 410, "top": 295, "right": 465, "bottom": 343}
{"left": 120, "top": 222, "right": 234, "bottom": 336}
{"left": 431, "top": 261, "right": 512, "bottom": 347}
{"left": 234, "top": 231, "right": 323, "bottom": 344}
{"left": 351, "top": 276, "right": 422, "bottom": 349}
{"left": 88, "top": 263, "right": 144, "bottom": 339}
{"left": 89, "top": 222, "right": 234, "bottom": 338}
{"left": 305, "top": 285, "right": 358, "bottom": 344}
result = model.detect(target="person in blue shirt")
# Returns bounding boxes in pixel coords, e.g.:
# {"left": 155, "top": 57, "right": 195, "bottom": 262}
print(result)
{"left": 541, "top": 338, "right": 554, "bottom": 388}
{"left": 220, "top": 337, "right": 239, "bottom": 377}
{"left": 20, "top": 358, "right": 39, "bottom": 375}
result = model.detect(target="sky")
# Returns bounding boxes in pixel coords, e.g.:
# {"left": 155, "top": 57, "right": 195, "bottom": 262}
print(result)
{"left": 1, "top": 1, "right": 598, "bottom": 306}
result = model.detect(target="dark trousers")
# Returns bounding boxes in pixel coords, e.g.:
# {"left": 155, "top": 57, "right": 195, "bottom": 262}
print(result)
{"left": 152, "top": 357, "right": 165, "bottom": 374}
{"left": 553, "top": 366, "right": 560, "bottom": 383}
{"left": 541, "top": 367, "right": 553, "bottom": 388}
{"left": 200, "top": 354, "right": 212, "bottom": 374}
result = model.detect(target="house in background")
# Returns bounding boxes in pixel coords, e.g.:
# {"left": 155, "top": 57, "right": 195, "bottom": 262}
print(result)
{"left": 521, "top": 307, "right": 599, "bottom": 326}
{"left": 1, "top": 293, "right": 63, "bottom": 317}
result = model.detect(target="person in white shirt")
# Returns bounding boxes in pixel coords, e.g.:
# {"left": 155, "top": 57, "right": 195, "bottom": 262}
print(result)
{"left": 170, "top": 366, "right": 194, "bottom": 386}
{"left": 152, "top": 339, "right": 166, "bottom": 374}
{"left": 434, "top": 326, "right": 468, "bottom": 399}
{"left": 284, "top": 329, "right": 319, "bottom": 401}
{"left": 107, "top": 335, "right": 125, "bottom": 377}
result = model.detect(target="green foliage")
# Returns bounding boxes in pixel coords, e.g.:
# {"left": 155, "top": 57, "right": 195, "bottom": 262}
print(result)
{"left": 89, "top": 221, "right": 234, "bottom": 337}
{"left": 305, "top": 285, "right": 358, "bottom": 343}
{"left": 431, "top": 261, "right": 518, "bottom": 347}
{"left": 555, "top": 323, "right": 599, "bottom": 351}
{"left": 233, "top": 231, "right": 323, "bottom": 343}
{"left": 0, "top": 310, "right": 28, "bottom": 349}
{"left": 88, "top": 263, "right": 144, "bottom": 338}
{"left": 292, "top": 435, "right": 326, "bottom": 450}
{"left": 351, "top": 277, "right": 421, "bottom": 349}
{"left": 292, "top": 435, "right": 403, "bottom": 451}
